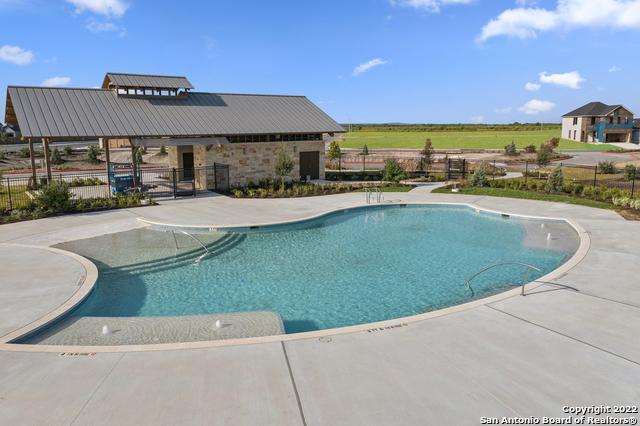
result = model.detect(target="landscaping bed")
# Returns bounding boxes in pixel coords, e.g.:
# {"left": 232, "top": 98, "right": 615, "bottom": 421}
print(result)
{"left": 229, "top": 180, "right": 414, "bottom": 198}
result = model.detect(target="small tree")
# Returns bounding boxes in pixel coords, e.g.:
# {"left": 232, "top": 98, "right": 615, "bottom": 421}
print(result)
{"left": 419, "top": 138, "right": 434, "bottom": 172}
{"left": 545, "top": 165, "right": 564, "bottom": 193}
{"left": 547, "top": 137, "right": 560, "bottom": 149}
{"left": 87, "top": 144, "right": 101, "bottom": 163}
{"left": 50, "top": 148, "right": 64, "bottom": 165}
{"left": 273, "top": 145, "right": 294, "bottom": 189}
{"left": 469, "top": 169, "right": 489, "bottom": 187}
{"left": 623, "top": 164, "right": 638, "bottom": 181}
{"left": 361, "top": 144, "right": 369, "bottom": 176}
{"left": 135, "top": 146, "right": 144, "bottom": 165}
{"left": 63, "top": 146, "right": 73, "bottom": 156}
{"left": 327, "top": 140, "right": 341, "bottom": 161}
{"left": 536, "top": 143, "right": 552, "bottom": 167}
{"left": 159, "top": 145, "right": 167, "bottom": 155}
{"left": 382, "top": 158, "right": 405, "bottom": 183}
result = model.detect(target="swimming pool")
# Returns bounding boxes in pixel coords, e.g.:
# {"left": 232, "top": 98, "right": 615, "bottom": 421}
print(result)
{"left": 27, "top": 204, "right": 579, "bottom": 344}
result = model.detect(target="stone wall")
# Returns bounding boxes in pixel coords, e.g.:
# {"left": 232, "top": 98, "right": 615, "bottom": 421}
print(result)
{"left": 169, "top": 141, "right": 325, "bottom": 187}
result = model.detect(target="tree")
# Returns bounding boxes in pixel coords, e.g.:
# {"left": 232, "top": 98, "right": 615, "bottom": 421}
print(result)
{"left": 50, "top": 148, "right": 64, "bottom": 165}
{"left": 504, "top": 141, "right": 517, "bottom": 156}
{"left": 327, "top": 140, "right": 341, "bottom": 161}
{"left": 361, "top": 144, "right": 369, "bottom": 176}
{"left": 545, "top": 165, "right": 564, "bottom": 193}
{"left": 159, "top": 145, "right": 167, "bottom": 155}
{"left": 87, "top": 145, "right": 101, "bottom": 163}
{"left": 273, "top": 144, "right": 294, "bottom": 189}
{"left": 536, "top": 143, "right": 552, "bottom": 167}
{"left": 135, "top": 147, "right": 144, "bottom": 165}
{"left": 382, "top": 158, "right": 405, "bottom": 183}
{"left": 419, "top": 138, "right": 434, "bottom": 172}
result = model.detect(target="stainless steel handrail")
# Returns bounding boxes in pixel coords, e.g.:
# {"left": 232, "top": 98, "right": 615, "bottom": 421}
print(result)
{"left": 179, "top": 231, "right": 210, "bottom": 263}
{"left": 464, "top": 262, "right": 542, "bottom": 296}
{"left": 364, "top": 186, "right": 383, "bottom": 204}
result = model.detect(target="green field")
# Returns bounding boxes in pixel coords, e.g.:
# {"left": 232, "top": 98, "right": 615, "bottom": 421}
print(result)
{"left": 339, "top": 130, "right": 617, "bottom": 151}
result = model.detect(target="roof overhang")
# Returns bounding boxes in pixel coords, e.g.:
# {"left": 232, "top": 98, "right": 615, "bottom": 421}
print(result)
{"left": 132, "top": 137, "right": 230, "bottom": 148}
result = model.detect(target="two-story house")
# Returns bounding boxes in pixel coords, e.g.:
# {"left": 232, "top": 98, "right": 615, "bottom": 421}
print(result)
{"left": 561, "top": 102, "right": 634, "bottom": 143}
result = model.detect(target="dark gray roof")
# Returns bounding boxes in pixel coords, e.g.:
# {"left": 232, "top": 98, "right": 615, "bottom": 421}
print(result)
{"left": 5, "top": 86, "right": 344, "bottom": 138}
{"left": 562, "top": 102, "right": 622, "bottom": 117}
{"left": 104, "top": 73, "right": 194, "bottom": 90}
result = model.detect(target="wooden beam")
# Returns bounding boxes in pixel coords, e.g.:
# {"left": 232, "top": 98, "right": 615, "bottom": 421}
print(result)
{"left": 41, "top": 138, "right": 52, "bottom": 183}
{"left": 28, "top": 138, "right": 37, "bottom": 189}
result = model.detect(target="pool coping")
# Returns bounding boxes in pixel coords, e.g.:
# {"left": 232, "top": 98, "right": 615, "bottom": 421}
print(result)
{"left": 0, "top": 201, "right": 590, "bottom": 353}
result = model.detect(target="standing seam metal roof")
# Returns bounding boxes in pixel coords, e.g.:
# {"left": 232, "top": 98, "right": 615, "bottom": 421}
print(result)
{"left": 104, "top": 73, "right": 194, "bottom": 90}
{"left": 5, "top": 86, "right": 345, "bottom": 138}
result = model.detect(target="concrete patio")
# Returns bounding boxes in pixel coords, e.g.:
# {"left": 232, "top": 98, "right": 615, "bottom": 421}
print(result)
{"left": 0, "top": 187, "right": 639, "bottom": 425}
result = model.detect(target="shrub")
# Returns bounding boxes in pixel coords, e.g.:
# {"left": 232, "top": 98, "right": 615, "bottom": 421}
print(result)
{"left": 524, "top": 144, "right": 536, "bottom": 153}
{"left": 87, "top": 145, "right": 101, "bottom": 163}
{"left": 135, "top": 147, "right": 144, "bottom": 165}
{"left": 545, "top": 166, "right": 564, "bottom": 193}
{"left": 504, "top": 142, "right": 517, "bottom": 156}
{"left": 623, "top": 164, "right": 638, "bottom": 181}
{"left": 597, "top": 161, "right": 616, "bottom": 174}
{"left": 547, "top": 137, "right": 560, "bottom": 148}
{"left": 469, "top": 169, "right": 489, "bottom": 187}
{"left": 19, "top": 147, "right": 30, "bottom": 158}
{"left": 50, "top": 148, "right": 64, "bottom": 165}
{"left": 572, "top": 183, "right": 584, "bottom": 195}
{"left": 63, "top": 146, "right": 73, "bottom": 156}
{"left": 0, "top": 151, "right": 6, "bottom": 160}
{"left": 382, "top": 158, "right": 405, "bottom": 183}
{"left": 35, "top": 181, "right": 73, "bottom": 214}
{"left": 159, "top": 145, "right": 167, "bottom": 155}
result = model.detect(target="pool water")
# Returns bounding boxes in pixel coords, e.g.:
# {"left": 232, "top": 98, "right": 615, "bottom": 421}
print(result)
{"left": 53, "top": 205, "right": 578, "bottom": 334}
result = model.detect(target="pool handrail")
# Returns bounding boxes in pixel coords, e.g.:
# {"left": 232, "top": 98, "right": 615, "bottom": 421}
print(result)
{"left": 464, "top": 262, "right": 542, "bottom": 297}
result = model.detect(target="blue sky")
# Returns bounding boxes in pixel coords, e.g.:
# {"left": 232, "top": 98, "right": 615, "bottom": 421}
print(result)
{"left": 1, "top": 0, "right": 640, "bottom": 124}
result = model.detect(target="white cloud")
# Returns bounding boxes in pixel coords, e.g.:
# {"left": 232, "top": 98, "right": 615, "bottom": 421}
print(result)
{"left": 390, "top": 0, "right": 474, "bottom": 13}
{"left": 495, "top": 106, "right": 513, "bottom": 113}
{"left": 519, "top": 99, "right": 555, "bottom": 115}
{"left": 66, "top": 0, "right": 128, "bottom": 17}
{"left": 608, "top": 65, "right": 622, "bottom": 72}
{"left": 525, "top": 82, "right": 541, "bottom": 91}
{"left": 0, "top": 44, "right": 34, "bottom": 65}
{"left": 353, "top": 58, "right": 389, "bottom": 76}
{"left": 86, "top": 19, "right": 126, "bottom": 36}
{"left": 471, "top": 115, "right": 485, "bottom": 123}
{"left": 539, "top": 71, "right": 584, "bottom": 89}
{"left": 478, "top": 0, "right": 640, "bottom": 42}
{"left": 41, "top": 76, "right": 71, "bottom": 87}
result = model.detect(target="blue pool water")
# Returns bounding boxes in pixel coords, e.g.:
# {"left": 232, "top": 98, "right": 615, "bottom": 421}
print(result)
{"left": 57, "top": 205, "right": 578, "bottom": 333}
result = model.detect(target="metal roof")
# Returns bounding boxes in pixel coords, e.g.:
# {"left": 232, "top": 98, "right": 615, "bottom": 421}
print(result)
{"left": 104, "top": 73, "right": 194, "bottom": 89}
{"left": 5, "top": 86, "right": 345, "bottom": 139}
{"left": 562, "top": 102, "right": 625, "bottom": 117}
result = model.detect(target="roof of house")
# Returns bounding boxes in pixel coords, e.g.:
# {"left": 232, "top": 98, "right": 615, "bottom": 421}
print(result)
{"left": 5, "top": 86, "right": 344, "bottom": 139}
{"left": 103, "top": 73, "right": 194, "bottom": 90}
{"left": 562, "top": 102, "right": 625, "bottom": 117}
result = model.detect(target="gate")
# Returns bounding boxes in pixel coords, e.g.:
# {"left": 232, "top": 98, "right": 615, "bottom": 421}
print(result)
{"left": 447, "top": 158, "right": 467, "bottom": 179}
{"left": 213, "top": 163, "right": 230, "bottom": 192}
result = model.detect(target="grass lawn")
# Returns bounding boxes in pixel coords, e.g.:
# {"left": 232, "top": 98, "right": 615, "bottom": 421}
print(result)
{"left": 340, "top": 130, "right": 618, "bottom": 151}
{"left": 432, "top": 186, "right": 615, "bottom": 209}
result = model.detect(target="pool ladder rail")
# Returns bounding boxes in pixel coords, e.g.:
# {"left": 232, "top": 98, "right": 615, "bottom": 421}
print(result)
{"left": 364, "top": 186, "right": 383, "bottom": 204}
{"left": 464, "top": 262, "right": 542, "bottom": 297}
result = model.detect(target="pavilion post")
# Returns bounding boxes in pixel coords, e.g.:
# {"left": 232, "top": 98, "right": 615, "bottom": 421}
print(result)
{"left": 104, "top": 138, "right": 112, "bottom": 195}
{"left": 41, "top": 138, "right": 52, "bottom": 183}
{"left": 130, "top": 140, "right": 139, "bottom": 187}
{"left": 27, "top": 138, "right": 38, "bottom": 189}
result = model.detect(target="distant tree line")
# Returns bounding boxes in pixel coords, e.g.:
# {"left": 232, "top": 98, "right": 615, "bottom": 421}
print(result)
{"left": 342, "top": 123, "right": 561, "bottom": 132}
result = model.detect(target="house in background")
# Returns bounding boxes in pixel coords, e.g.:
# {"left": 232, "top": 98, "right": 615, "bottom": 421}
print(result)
{"left": 561, "top": 102, "right": 634, "bottom": 143}
{"left": 634, "top": 119, "right": 640, "bottom": 144}
{"left": 4, "top": 72, "right": 344, "bottom": 187}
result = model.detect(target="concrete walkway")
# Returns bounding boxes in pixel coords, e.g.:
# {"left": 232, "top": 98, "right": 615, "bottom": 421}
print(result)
{"left": 0, "top": 191, "right": 639, "bottom": 425}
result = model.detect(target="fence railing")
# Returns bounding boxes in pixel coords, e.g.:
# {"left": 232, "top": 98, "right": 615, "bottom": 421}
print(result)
{"left": 0, "top": 164, "right": 230, "bottom": 212}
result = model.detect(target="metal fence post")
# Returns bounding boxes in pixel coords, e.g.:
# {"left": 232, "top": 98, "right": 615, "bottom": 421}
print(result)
{"left": 6, "top": 178, "right": 12, "bottom": 210}
{"left": 632, "top": 169, "right": 636, "bottom": 197}
{"left": 172, "top": 168, "right": 177, "bottom": 199}
{"left": 524, "top": 161, "right": 528, "bottom": 185}
{"left": 492, "top": 159, "right": 496, "bottom": 180}
{"left": 192, "top": 177, "right": 196, "bottom": 197}
{"left": 593, "top": 164, "right": 597, "bottom": 187}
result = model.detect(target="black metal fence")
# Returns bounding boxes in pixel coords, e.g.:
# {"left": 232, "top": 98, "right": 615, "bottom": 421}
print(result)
{"left": 520, "top": 161, "right": 638, "bottom": 196}
{"left": 0, "top": 163, "right": 230, "bottom": 212}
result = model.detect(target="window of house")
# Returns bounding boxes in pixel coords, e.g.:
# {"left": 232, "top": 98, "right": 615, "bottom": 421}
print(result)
{"left": 609, "top": 116, "right": 614, "bottom": 124}
{"left": 572, "top": 117, "right": 578, "bottom": 125}
{"left": 618, "top": 116, "right": 622, "bottom": 125}
{"left": 591, "top": 117, "right": 596, "bottom": 125}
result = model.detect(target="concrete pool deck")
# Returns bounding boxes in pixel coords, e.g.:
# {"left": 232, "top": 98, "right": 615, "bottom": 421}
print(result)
{"left": 0, "top": 189, "right": 639, "bottom": 425}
